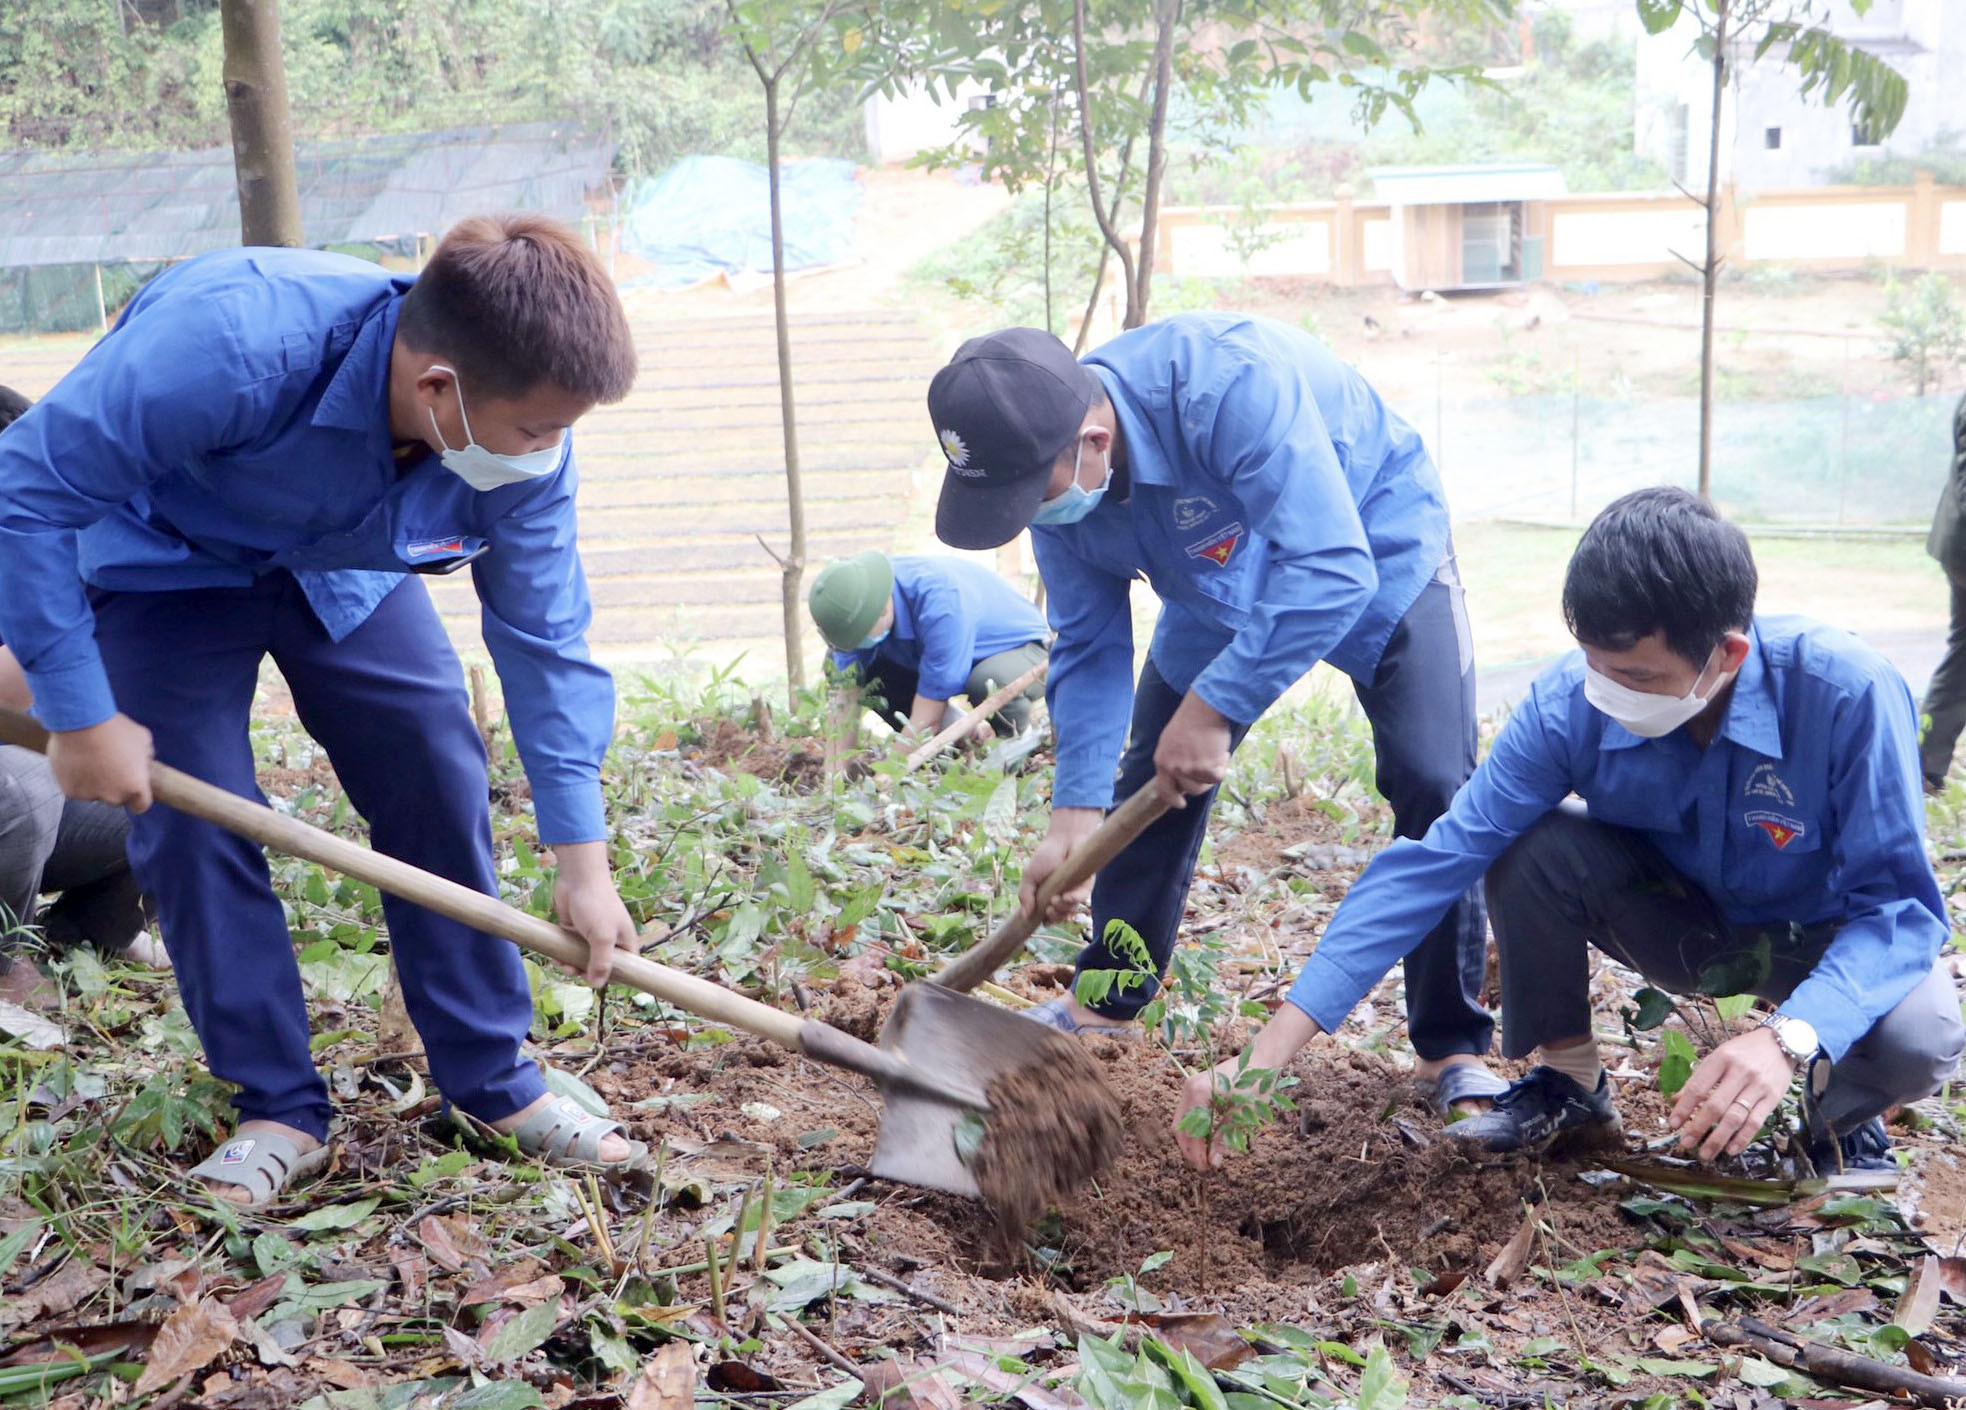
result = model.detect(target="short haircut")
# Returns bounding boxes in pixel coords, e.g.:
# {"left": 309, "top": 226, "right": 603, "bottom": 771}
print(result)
{"left": 0, "top": 385, "right": 30, "bottom": 430}
{"left": 1562, "top": 486, "right": 1757, "bottom": 665}
{"left": 397, "top": 214, "right": 637, "bottom": 404}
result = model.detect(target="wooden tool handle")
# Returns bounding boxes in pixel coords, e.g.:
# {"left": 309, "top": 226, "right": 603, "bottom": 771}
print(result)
{"left": 932, "top": 783, "right": 1168, "bottom": 993}
{"left": 0, "top": 706, "right": 809, "bottom": 1053}
{"left": 901, "top": 658, "right": 1048, "bottom": 774}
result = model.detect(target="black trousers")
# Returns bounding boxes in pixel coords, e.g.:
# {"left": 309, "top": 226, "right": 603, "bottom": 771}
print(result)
{"left": 1073, "top": 573, "right": 1494, "bottom": 1061}
{"left": 1486, "top": 806, "right": 1964, "bottom": 1134}
{"left": 1921, "top": 567, "right": 1966, "bottom": 787}
{"left": 858, "top": 640, "right": 1048, "bottom": 736}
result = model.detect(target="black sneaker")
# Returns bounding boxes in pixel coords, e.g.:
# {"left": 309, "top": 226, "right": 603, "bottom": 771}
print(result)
{"left": 1446, "top": 1066, "right": 1620, "bottom": 1154}
{"left": 1806, "top": 1116, "right": 1896, "bottom": 1174}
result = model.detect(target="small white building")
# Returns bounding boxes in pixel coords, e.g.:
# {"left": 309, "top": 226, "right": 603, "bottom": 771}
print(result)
{"left": 1635, "top": 0, "right": 1965, "bottom": 190}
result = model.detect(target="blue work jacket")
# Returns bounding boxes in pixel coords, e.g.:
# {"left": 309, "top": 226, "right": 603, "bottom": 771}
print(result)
{"left": 0, "top": 247, "right": 614, "bottom": 844}
{"left": 1034, "top": 314, "right": 1449, "bottom": 809}
{"left": 828, "top": 555, "right": 1047, "bottom": 701}
{"left": 1287, "top": 617, "right": 1947, "bottom": 1062}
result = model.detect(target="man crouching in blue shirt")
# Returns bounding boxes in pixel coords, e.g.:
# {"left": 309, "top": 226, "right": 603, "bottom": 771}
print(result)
{"left": 0, "top": 215, "right": 648, "bottom": 1204}
{"left": 808, "top": 552, "right": 1049, "bottom": 742}
{"left": 1176, "top": 487, "right": 1963, "bottom": 1174}
{"left": 927, "top": 315, "right": 1503, "bottom": 1116}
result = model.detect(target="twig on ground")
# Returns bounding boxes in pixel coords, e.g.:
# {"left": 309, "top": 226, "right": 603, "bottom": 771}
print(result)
{"left": 773, "top": 1311, "right": 863, "bottom": 1378}
{"left": 859, "top": 1265, "right": 961, "bottom": 1315}
{"left": 1706, "top": 1316, "right": 1966, "bottom": 1406}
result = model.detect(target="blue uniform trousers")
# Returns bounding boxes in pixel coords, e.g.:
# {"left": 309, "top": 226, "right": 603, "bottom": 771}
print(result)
{"left": 1074, "top": 572, "right": 1495, "bottom": 1060}
{"left": 91, "top": 572, "right": 545, "bottom": 1141}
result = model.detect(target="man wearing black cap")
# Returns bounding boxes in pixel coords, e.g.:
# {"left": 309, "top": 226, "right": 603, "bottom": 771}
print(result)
{"left": 927, "top": 313, "right": 1500, "bottom": 1116}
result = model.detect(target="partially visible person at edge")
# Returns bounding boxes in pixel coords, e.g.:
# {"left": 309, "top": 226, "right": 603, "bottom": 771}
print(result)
{"left": 0, "top": 386, "right": 164, "bottom": 977}
{"left": 807, "top": 551, "right": 1049, "bottom": 745}
{"left": 0, "top": 217, "right": 649, "bottom": 1207}
{"left": 1174, "top": 488, "right": 1962, "bottom": 1176}
{"left": 924, "top": 314, "right": 1503, "bottom": 1119}
{"left": 1918, "top": 392, "right": 1966, "bottom": 792}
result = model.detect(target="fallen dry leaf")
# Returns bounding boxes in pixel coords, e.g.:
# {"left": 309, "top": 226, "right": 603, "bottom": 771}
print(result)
{"left": 1136, "top": 1312, "right": 1252, "bottom": 1372}
{"left": 221, "top": 1273, "right": 287, "bottom": 1323}
{"left": 306, "top": 1357, "right": 370, "bottom": 1390}
{"left": 1896, "top": 1254, "right": 1942, "bottom": 1337}
{"left": 133, "top": 1298, "right": 240, "bottom": 1394}
{"left": 390, "top": 1251, "right": 429, "bottom": 1301}
{"left": 0, "top": 1258, "right": 109, "bottom": 1331}
{"left": 1484, "top": 1207, "right": 1539, "bottom": 1289}
{"left": 625, "top": 1340, "right": 698, "bottom": 1410}
{"left": 858, "top": 1355, "right": 964, "bottom": 1410}
{"left": 939, "top": 1348, "right": 1085, "bottom": 1410}
{"left": 1937, "top": 1256, "right": 1966, "bottom": 1304}
{"left": 706, "top": 1361, "right": 782, "bottom": 1392}
{"left": 460, "top": 1259, "right": 547, "bottom": 1306}
{"left": 418, "top": 1213, "right": 490, "bottom": 1273}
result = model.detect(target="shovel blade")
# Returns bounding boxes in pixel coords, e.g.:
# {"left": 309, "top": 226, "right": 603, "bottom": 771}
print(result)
{"left": 867, "top": 983, "right": 1061, "bottom": 1198}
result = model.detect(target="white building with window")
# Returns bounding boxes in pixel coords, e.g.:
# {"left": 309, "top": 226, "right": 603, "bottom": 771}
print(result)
{"left": 1634, "top": 0, "right": 1964, "bottom": 190}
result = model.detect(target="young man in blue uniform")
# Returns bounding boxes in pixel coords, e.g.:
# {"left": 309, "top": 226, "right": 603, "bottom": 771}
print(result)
{"left": 1175, "top": 488, "right": 1962, "bottom": 1174}
{"left": 927, "top": 316, "right": 1501, "bottom": 1115}
{"left": 0, "top": 215, "right": 647, "bottom": 1203}
{"left": 808, "top": 551, "right": 1049, "bottom": 740}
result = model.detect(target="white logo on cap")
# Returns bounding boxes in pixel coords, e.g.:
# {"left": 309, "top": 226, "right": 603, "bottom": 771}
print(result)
{"left": 938, "top": 428, "right": 970, "bottom": 469}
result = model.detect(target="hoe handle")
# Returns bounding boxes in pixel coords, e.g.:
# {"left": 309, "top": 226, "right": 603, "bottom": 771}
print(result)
{"left": 0, "top": 706, "right": 814, "bottom": 1053}
{"left": 932, "top": 783, "right": 1168, "bottom": 993}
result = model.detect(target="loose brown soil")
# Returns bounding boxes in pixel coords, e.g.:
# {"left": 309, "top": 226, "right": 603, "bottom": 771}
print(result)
{"left": 691, "top": 717, "right": 826, "bottom": 791}
{"left": 972, "top": 1037, "right": 1125, "bottom": 1244}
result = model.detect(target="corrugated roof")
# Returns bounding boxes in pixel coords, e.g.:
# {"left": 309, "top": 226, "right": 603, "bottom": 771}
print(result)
{"left": 1366, "top": 162, "right": 1570, "bottom": 205}
{"left": 0, "top": 122, "right": 614, "bottom": 269}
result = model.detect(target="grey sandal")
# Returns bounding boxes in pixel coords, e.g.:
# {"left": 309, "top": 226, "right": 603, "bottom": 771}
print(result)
{"left": 1415, "top": 1063, "right": 1509, "bottom": 1120}
{"left": 499, "top": 1097, "right": 649, "bottom": 1173}
{"left": 1023, "top": 997, "right": 1140, "bottom": 1039}
{"left": 184, "top": 1131, "right": 331, "bottom": 1208}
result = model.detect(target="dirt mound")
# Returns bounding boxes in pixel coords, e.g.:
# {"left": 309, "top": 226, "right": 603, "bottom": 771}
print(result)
{"left": 973, "top": 1037, "right": 1125, "bottom": 1242}
{"left": 691, "top": 718, "right": 826, "bottom": 790}
{"left": 616, "top": 994, "right": 1638, "bottom": 1313}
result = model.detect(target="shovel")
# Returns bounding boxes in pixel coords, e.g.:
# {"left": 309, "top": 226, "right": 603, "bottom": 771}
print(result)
{"left": 0, "top": 707, "right": 1071, "bottom": 1199}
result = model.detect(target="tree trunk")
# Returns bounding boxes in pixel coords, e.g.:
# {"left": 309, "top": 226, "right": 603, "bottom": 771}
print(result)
{"left": 220, "top": 0, "right": 303, "bottom": 247}
{"left": 1128, "top": 0, "right": 1181, "bottom": 328}
{"left": 764, "top": 73, "right": 809, "bottom": 702}
{"left": 1697, "top": 0, "right": 1730, "bottom": 500}
{"left": 1074, "top": 0, "right": 1139, "bottom": 329}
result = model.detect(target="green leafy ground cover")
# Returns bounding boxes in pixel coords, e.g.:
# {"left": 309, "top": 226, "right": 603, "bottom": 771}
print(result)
{"left": 2, "top": 672, "right": 1966, "bottom": 1409}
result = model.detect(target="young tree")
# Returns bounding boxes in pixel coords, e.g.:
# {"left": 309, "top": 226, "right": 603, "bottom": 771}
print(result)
{"left": 882, "top": 0, "right": 1511, "bottom": 335}
{"left": 723, "top": 0, "right": 870, "bottom": 697}
{"left": 1879, "top": 272, "right": 1966, "bottom": 397}
{"left": 1637, "top": 0, "right": 1908, "bottom": 497}
{"left": 219, "top": 0, "right": 302, "bottom": 246}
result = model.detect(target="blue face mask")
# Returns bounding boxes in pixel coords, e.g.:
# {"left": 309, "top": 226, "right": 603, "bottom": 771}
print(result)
{"left": 1028, "top": 435, "right": 1112, "bottom": 528}
{"left": 857, "top": 628, "right": 890, "bottom": 650}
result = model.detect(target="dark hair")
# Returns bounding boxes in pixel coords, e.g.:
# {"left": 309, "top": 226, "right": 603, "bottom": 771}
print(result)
{"left": 397, "top": 213, "right": 637, "bottom": 404}
{"left": 0, "top": 385, "right": 30, "bottom": 430}
{"left": 1562, "top": 486, "right": 1756, "bottom": 664}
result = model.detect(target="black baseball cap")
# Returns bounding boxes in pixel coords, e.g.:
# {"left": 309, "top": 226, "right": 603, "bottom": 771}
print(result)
{"left": 927, "top": 327, "right": 1098, "bottom": 550}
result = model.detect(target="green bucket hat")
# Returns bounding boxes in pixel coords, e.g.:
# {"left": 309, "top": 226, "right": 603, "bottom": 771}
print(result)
{"left": 807, "top": 551, "right": 894, "bottom": 650}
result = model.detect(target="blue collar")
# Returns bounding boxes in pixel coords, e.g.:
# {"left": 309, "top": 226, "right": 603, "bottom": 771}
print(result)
{"left": 1089, "top": 364, "right": 1173, "bottom": 490}
{"left": 1597, "top": 625, "right": 1778, "bottom": 757}
{"left": 311, "top": 295, "right": 402, "bottom": 436}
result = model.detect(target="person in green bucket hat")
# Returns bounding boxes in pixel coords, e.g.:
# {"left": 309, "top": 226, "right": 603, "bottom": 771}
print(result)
{"left": 808, "top": 552, "right": 1048, "bottom": 741}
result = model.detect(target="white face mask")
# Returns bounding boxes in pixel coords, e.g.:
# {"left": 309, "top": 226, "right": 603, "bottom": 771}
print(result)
{"left": 1583, "top": 648, "right": 1735, "bottom": 738}
{"left": 426, "top": 364, "right": 566, "bottom": 491}
{"left": 1029, "top": 434, "right": 1112, "bottom": 528}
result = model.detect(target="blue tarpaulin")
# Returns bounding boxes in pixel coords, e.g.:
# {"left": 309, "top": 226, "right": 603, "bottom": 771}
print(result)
{"left": 621, "top": 155, "right": 862, "bottom": 289}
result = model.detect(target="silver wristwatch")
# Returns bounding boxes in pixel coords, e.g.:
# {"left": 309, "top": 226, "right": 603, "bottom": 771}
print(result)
{"left": 1759, "top": 1014, "right": 1819, "bottom": 1067}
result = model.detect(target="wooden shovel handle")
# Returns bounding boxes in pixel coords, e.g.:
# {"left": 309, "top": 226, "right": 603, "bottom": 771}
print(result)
{"left": 932, "top": 783, "right": 1169, "bottom": 993}
{"left": 0, "top": 706, "right": 810, "bottom": 1053}
{"left": 901, "top": 658, "right": 1048, "bottom": 773}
